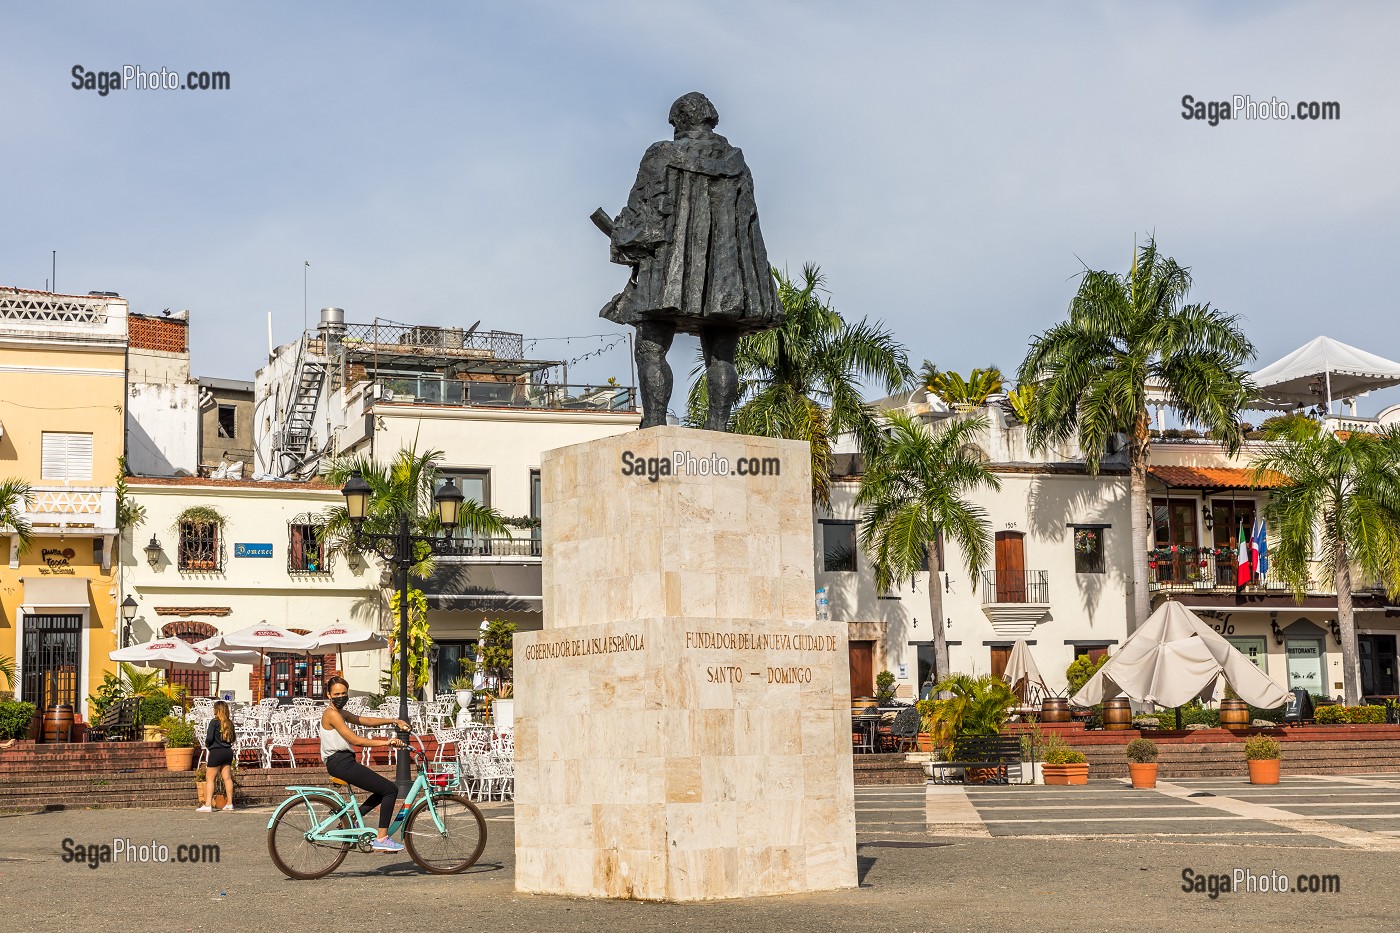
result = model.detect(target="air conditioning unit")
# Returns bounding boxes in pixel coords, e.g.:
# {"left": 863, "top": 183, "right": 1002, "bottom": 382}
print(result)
{"left": 403, "top": 326, "right": 442, "bottom": 347}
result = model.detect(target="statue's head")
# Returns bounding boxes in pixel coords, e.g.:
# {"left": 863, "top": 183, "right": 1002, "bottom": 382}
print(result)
{"left": 668, "top": 92, "right": 719, "bottom": 132}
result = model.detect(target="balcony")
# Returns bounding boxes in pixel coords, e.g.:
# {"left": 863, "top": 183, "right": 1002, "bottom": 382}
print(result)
{"left": 979, "top": 569, "right": 1051, "bottom": 637}
{"left": 19, "top": 486, "right": 117, "bottom": 533}
{"left": 373, "top": 378, "right": 636, "bottom": 413}
{"left": 1147, "top": 549, "right": 1292, "bottom": 595}
{"left": 436, "top": 536, "right": 542, "bottom": 559}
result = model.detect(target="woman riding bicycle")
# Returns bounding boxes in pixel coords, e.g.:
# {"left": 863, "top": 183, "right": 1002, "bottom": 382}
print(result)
{"left": 322, "top": 676, "right": 410, "bottom": 853}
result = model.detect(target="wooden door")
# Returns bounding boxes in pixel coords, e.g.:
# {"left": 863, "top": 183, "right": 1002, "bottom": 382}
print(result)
{"left": 994, "top": 532, "right": 1026, "bottom": 603}
{"left": 848, "top": 641, "right": 875, "bottom": 698}
{"left": 989, "top": 645, "right": 1012, "bottom": 681}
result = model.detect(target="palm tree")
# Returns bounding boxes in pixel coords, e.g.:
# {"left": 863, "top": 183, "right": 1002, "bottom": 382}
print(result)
{"left": 322, "top": 444, "right": 508, "bottom": 693}
{"left": 921, "top": 363, "right": 1006, "bottom": 409}
{"left": 856, "top": 412, "right": 1001, "bottom": 682}
{"left": 687, "top": 264, "right": 912, "bottom": 506}
{"left": 1017, "top": 237, "right": 1254, "bottom": 628}
{"left": 1251, "top": 421, "right": 1400, "bottom": 704}
{"left": 0, "top": 478, "right": 33, "bottom": 552}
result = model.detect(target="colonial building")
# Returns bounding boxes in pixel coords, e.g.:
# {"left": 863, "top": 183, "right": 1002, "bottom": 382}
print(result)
{"left": 816, "top": 393, "right": 1133, "bottom": 700}
{"left": 253, "top": 308, "right": 640, "bottom": 695}
{"left": 122, "top": 476, "right": 377, "bottom": 701}
{"left": 0, "top": 287, "right": 128, "bottom": 719}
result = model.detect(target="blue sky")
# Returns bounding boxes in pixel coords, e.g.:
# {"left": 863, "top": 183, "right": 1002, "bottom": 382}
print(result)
{"left": 5, "top": 1, "right": 1399, "bottom": 415}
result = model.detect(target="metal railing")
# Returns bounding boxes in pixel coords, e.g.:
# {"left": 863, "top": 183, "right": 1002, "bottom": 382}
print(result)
{"left": 374, "top": 378, "right": 636, "bottom": 412}
{"left": 1147, "top": 550, "right": 1289, "bottom": 593}
{"left": 436, "top": 536, "right": 542, "bottom": 558}
{"left": 339, "top": 321, "right": 525, "bottom": 360}
{"left": 981, "top": 570, "right": 1050, "bottom": 604}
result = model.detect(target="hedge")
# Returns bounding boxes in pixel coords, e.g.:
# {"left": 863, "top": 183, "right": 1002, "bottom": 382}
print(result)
{"left": 1315, "top": 704, "right": 1385, "bottom": 725}
{"left": 0, "top": 701, "right": 36, "bottom": 740}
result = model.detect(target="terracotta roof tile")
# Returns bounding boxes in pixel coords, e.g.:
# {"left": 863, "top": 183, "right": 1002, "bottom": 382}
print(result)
{"left": 1148, "top": 465, "right": 1285, "bottom": 489}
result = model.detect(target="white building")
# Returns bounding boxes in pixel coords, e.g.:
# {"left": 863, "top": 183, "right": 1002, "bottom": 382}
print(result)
{"left": 815, "top": 395, "right": 1133, "bottom": 701}
{"left": 123, "top": 477, "right": 379, "bottom": 701}
{"left": 253, "top": 309, "right": 640, "bottom": 696}
{"left": 125, "top": 310, "right": 199, "bottom": 477}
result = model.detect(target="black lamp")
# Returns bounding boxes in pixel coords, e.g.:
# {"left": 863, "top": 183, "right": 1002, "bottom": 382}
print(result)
{"left": 434, "top": 478, "right": 464, "bottom": 530}
{"left": 341, "top": 471, "right": 372, "bottom": 525}
{"left": 120, "top": 595, "right": 138, "bottom": 647}
{"left": 143, "top": 535, "right": 163, "bottom": 568}
{"left": 1202, "top": 507, "right": 1214, "bottom": 532}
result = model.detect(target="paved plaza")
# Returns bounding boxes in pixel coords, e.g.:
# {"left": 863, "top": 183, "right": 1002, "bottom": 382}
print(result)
{"left": 3, "top": 778, "right": 1399, "bottom": 932}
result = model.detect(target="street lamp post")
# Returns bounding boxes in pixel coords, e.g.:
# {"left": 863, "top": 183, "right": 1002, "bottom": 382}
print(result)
{"left": 341, "top": 470, "right": 464, "bottom": 798}
{"left": 120, "top": 595, "right": 138, "bottom": 648}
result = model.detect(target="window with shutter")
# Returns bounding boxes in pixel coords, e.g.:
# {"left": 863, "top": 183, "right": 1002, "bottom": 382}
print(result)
{"left": 40, "top": 432, "right": 94, "bottom": 481}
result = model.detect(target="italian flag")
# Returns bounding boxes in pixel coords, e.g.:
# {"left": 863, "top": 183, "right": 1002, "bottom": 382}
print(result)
{"left": 1236, "top": 517, "right": 1251, "bottom": 588}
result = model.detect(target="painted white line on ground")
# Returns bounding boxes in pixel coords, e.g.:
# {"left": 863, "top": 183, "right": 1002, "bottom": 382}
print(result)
{"left": 1153, "top": 779, "right": 1400, "bottom": 851}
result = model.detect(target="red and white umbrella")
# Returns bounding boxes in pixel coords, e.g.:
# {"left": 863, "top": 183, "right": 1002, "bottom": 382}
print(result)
{"left": 111, "top": 638, "right": 234, "bottom": 672}
{"left": 191, "top": 636, "right": 263, "bottom": 666}
{"left": 305, "top": 623, "right": 388, "bottom": 671}
{"left": 218, "top": 623, "right": 315, "bottom": 652}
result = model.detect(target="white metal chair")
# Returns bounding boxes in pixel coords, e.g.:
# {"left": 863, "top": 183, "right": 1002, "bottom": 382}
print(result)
{"left": 264, "top": 715, "right": 299, "bottom": 768}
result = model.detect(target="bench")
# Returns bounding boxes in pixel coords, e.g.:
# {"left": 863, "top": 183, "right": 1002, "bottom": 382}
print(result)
{"left": 925, "top": 735, "right": 1024, "bottom": 785}
{"left": 86, "top": 697, "right": 139, "bottom": 742}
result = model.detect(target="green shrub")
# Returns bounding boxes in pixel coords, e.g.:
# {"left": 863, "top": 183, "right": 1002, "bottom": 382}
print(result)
{"left": 1125, "top": 738, "right": 1159, "bottom": 763}
{"left": 1045, "top": 744, "right": 1087, "bottom": 765}
{"left": 0, "top": 701, "right": 36, "bottom": 740}
{"left": 875, "top": 670, "right": 897, "bottom": 703}
{"left": 87, "top": 671, "right": 123, "bottom": 721}
{"left": 160, "top": 716, "right": 195, "bottom": 748}
{"left": 138, "top": 694, "right": 172, "bottom": 726}
{"left": 1247, "top": 704, "right": 1286, "bottom": 724}
{"left": 1315, "top": 704, "right": 1385, "bottom": 725}
{"left": 1244, "top": 734, "right": 1281, "bottom": 760}
{"left": 916, "top": 674, "right": 1019, "bottom": 752}
{"left": 1177, "top": 703, "right": 1220, "bottom": 728}
{"left": 1065, "top": 655, "right": 1109, "bottom": 696}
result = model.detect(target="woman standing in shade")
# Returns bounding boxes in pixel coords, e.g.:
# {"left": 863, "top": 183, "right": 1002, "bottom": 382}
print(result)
{"left": 198, "top": 701, "right": 236, "bottom": 812}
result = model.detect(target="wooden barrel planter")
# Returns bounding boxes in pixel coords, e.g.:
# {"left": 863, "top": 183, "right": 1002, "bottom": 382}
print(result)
{"left": 1102, "top": 698, "right": 1133, "bottom": 730}
{"left": 1040, "top": 698, "right": 1071, "bottom": 723}
{"left": 42, "top": 703, "right": 74, "bottom": 743}
{"left": 1220, "top": 697, "right": 1249, "bottom": 729}
{"left": 850, "top": 696, "right": 878, "bottom": 718}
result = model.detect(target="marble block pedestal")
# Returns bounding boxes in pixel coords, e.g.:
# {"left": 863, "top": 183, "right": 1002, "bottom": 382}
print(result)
{"left": 514, "top": 426, "right": 857, "bottom": 901}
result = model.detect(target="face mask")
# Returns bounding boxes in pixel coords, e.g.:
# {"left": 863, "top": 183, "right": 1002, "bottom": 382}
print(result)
{"left": 331, "top": 696, "right": 349, "bottom": 710}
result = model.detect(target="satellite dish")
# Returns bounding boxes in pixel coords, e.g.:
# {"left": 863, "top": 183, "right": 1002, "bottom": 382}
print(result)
{"left": 464, "top": 321, "right": 481, "bottom": 336}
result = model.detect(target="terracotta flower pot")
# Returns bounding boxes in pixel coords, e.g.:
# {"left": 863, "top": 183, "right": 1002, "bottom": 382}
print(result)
{"left": 1043, "top": 763, "right": 1089, "bottom": 785}
{"left": 1248, "top": 759, "right": 1280, "bottom": 785}
{"left": 1128, "top": 762, "right": 1158, "bottom": 788}
{"left": 165, "top": 747, "right": 194, "bottom": 771}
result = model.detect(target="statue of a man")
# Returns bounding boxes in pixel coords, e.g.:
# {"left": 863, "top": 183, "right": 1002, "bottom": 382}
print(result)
{"left": 597, "top": 92, "right": 782, "bottom": 430}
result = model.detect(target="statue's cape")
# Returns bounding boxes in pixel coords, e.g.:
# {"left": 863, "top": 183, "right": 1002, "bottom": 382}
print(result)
{"left": 601, "top": 132, "right": 781, "bottom": 335}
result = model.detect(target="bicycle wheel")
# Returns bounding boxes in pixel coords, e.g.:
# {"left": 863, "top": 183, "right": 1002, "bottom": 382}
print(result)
{"left": 403, "top": 793, "right": 488, "bottom": 874}
{"left": 267, "top": 792, "right": 353, "bottom": 880}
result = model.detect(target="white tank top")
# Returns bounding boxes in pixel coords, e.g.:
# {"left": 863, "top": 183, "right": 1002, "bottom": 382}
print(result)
{"left": 320, "top": 724, "right": 354, "bottom": 760}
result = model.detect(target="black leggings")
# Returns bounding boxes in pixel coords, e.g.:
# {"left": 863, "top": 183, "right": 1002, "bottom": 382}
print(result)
{"left": 325, "top": 751, "right": 398, "bottom": 830}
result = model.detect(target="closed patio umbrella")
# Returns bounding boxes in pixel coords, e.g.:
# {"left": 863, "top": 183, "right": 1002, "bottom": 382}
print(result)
{"left": 1072, "top": 601, "right": 1290, "bottom": 709}
{"left": 1002, "top": 639, "right": 1050, "bottom": 707}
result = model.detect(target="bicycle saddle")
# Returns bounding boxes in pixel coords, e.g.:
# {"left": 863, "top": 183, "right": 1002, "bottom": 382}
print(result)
{"left": 329, "top": 777, "right": 349, "bottom": 787}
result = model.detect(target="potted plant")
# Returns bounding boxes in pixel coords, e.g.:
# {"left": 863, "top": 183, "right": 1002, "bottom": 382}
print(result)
{"left": 448, "top": 673, "right": 474, "bottom": 713}
{"left": 1042, "top": 734, "right": 1089, "bottom": 785}
{"left": 1245, "top": 734, "right": 1281, "bottom": 785}
{"left": 1125, "top": 737, "right": 1159, "bottom": 788}
{"left": 491, "top": 681, "right": 514, "bottom": 731}
{"left": 916, "top": 674, "right": 1018, "bottom": 784}
{"left": 161, "top": 716, "right": 196, "bottom": 771}
{"left": 875, "top": 670, "right": 897, "bottom": 705}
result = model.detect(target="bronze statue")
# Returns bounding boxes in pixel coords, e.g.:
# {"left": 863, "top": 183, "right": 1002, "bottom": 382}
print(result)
{"left": 595, "top": 92, "right": 782, "bottom": 430}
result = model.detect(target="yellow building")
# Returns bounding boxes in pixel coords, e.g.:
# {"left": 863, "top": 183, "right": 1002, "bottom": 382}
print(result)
{"left": 0, "top": 287, "right": 127, "bottom": 725}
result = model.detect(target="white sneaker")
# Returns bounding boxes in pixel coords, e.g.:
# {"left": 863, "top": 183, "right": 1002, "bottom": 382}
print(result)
{"left": 221, "top": 804, "right": 234, "bottom": 811}
{"left": 196, "top": 805, "right": 212, "bottom": 813}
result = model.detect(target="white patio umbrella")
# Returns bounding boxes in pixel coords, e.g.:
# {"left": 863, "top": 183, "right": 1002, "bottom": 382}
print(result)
{"left": 214, "top": 623, "right": 316, "bottom": 701}
{"left": 110, "top": 638, "right": 234, "bottom": 672}
{"left": 1002, "top": 639, "right": 1050, "bottom": 707}
{"left": 1072, "top": 601, "right": 1290, "bottom": 709}
{"left": 190, "top": 636, "right": 264, "bottom": 699}
{"left": 305, "top": 623, "right": 388, "bottom": 672}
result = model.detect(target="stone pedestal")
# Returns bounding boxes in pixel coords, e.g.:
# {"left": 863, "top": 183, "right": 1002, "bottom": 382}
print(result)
{"left": 514, "top": 426, "right": 857, "bottom": 901}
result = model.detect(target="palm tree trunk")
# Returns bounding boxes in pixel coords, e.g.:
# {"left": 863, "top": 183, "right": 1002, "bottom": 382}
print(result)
{"left": 1128, "top": 436, "right": 1151, "bottom": 631}
{"left": 1336, "top": 539, "right": 1361, "bottom": 705}
{"left": 928, "top": 538, "right": 948, "bottom": 683}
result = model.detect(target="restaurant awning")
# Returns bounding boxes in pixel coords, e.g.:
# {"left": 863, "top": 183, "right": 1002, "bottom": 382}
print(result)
{"left": 20, "top": 576, "right": 90, "bottom": 612}
{"left": 422, "top": 561, "right": 542, "bottom": 613}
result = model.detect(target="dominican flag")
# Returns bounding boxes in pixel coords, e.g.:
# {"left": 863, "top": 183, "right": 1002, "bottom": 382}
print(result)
{"left": 1236, "top": 517, "right": 1252, "bottom": 588}
{"left": 1252, "top": 517, "right": 1269, "bottom": 578}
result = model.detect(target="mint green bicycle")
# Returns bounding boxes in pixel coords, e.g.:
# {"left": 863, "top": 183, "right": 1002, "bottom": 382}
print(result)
{"left": 267, "top": 742, "right": 487, "bottom": 879}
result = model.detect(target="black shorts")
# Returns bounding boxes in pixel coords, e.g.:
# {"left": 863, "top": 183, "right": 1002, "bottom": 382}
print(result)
{"left": 207, "top": 747, "right": 233, "bottom": 768}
